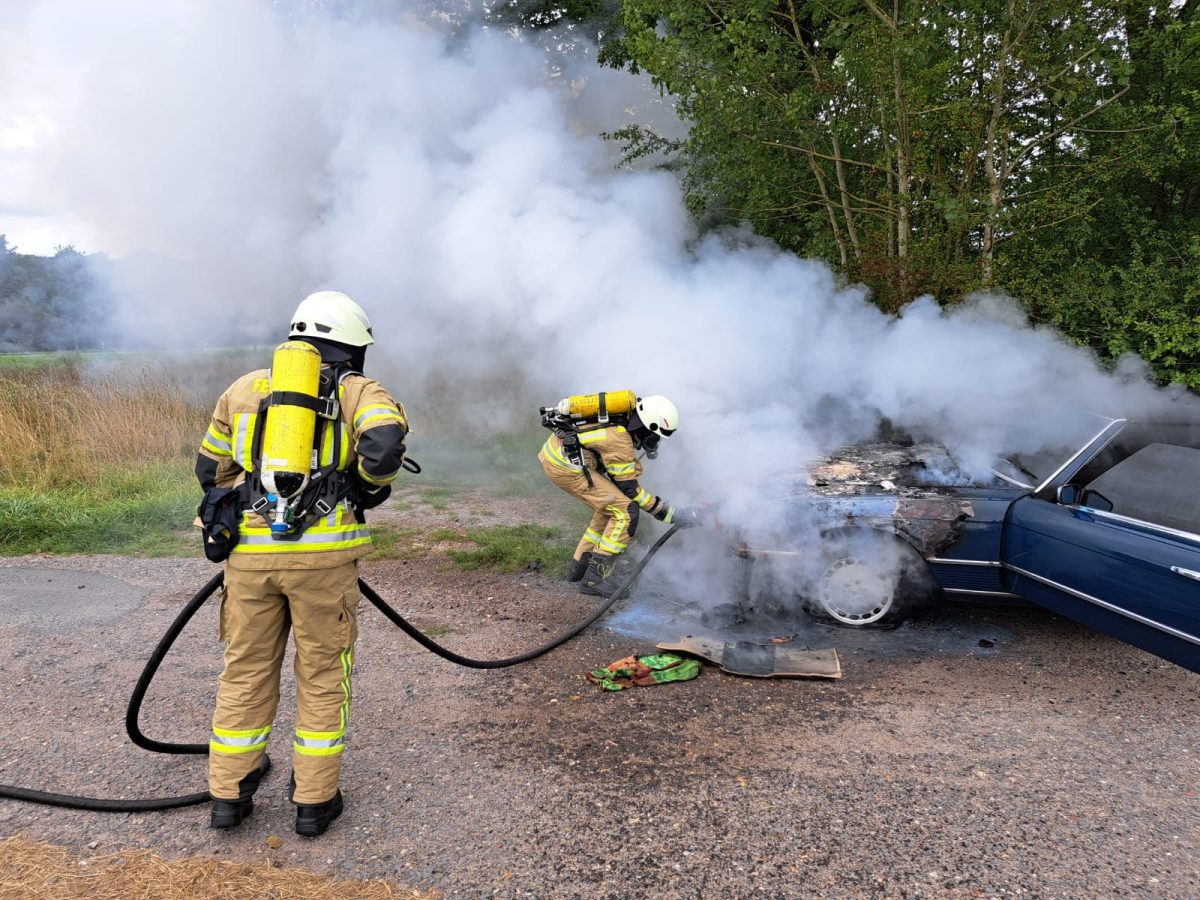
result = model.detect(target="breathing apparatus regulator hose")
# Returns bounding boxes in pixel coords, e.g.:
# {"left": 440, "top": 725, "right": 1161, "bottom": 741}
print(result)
{"left": 0, "top": 526, "right": 682, "bottom": 811}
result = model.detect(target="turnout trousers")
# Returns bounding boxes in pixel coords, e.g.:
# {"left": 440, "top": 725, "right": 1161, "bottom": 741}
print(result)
{"left": 540, "top": 458, "right": 638, "bottom": 560}
{"left": 209, "top": 562, "right": 359, "bottom": 805}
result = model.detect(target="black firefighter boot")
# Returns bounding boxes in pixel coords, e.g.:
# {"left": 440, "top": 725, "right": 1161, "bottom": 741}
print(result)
{"left": 290, "top": 772, "right": 345, "bottom": 837}
{"left": 580, "top": 553, "right": 628, "bottom": 598}
{"left": 210, "top": 753, "right": 271, "bottom": 829}
{"left": 566, "top": 551, "right": 593, "bottom": 583}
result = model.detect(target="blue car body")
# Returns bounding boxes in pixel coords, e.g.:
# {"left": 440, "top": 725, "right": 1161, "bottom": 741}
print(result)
{"left": 749, "top": 418, "right": 1200, "bottom": 675}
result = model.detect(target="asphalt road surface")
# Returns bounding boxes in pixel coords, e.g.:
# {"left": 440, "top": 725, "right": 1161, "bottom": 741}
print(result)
{"left": 1, "top": 550, "right": 1197, "bottom": 899}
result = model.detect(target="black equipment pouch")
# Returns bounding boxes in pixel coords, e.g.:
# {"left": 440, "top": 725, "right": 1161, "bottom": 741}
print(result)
{"left": 198, "top": 486, "right": 243, "bottom": 562}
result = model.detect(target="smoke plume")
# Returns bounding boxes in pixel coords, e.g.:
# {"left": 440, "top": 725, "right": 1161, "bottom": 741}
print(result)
{"left": 1, "top": 0, "right": 1193, "bottom": 529}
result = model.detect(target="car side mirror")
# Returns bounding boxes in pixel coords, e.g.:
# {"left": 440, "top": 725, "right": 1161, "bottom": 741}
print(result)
{"left": 1056, "top": 485, "right": 1082, "bottom": 505}
{"left": 1080, "top": 489, "right": 1114, "bottom": 512}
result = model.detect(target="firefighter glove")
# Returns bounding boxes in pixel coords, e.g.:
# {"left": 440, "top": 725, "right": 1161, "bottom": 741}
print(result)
{"left": 673, "top": 506, "right": 705, "bottom": 529}
{"left": 353, "top": 477, "right": 392, "bottom": 510}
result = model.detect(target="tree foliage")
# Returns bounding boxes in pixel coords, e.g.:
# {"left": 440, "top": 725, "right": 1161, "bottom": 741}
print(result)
{"left": 0, "top": 236, "right": 116, "bottom": 353}
{"left": 587, "top": 0, "right": 1198, "bottom": 385}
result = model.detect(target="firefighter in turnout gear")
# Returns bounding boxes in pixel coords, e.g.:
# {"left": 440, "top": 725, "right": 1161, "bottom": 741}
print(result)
{"left": 195, "top": 291, "right": 407, "bottom": 837}
{"left": 538, "top": 393, "right": 703, "bottom": 597}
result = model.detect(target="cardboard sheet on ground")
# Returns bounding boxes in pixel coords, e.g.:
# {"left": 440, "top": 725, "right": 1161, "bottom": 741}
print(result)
{"left": 656, "top": 637, "right": 841, "bottom": 679}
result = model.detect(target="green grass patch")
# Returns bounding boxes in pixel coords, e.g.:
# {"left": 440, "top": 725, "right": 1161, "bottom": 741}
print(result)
{"left": 427, "top": 527, "right": 468, "bottom": 542}
{"left": 0, "top": 461, "right": 200, "bottom": 556}
{"left": 0, "top": 352, "right": 84, "bottom": 372}
{"left": 417, "top": 485, "right": 454, "bottom": 510}
{"left": 407, "top": 427, "right": 563, "bottom": 500}
{"left": 445, "top": 524, "right": 574, "bottom": 577}
{"left": 364, "top": 525, "right": 424, "bottom": 561}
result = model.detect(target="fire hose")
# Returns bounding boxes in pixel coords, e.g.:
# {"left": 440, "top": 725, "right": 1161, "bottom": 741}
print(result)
{"left": 0, "top": 525, "right": 682, "bottom": 812}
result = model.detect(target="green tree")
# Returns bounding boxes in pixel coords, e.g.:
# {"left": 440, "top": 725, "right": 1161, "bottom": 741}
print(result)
{"left": 616, "top": 1, "right": 1141, "bottom": 306}
{"left": 1002, "top": 1, "right": 1200, "bottom": 385}
{"left": 0, "top": 238, "right": 115, "bottom": 353}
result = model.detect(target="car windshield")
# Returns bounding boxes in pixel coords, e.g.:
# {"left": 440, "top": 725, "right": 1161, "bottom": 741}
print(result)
{"left": 991, "top": 413, "right": 1120, "bottom": 489}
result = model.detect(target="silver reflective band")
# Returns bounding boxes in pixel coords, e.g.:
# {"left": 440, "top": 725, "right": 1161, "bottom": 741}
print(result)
{"left": 210, "top": 731, "right": 269, "bottom": 748}
{"left": 234, "top": 414, "right": 252, "bottom": 466}
{"left": 294, "top": 734, "right": 344, "bottom": 749}
{"left": 237, "top": 527, "right": 370, "bottom": 546}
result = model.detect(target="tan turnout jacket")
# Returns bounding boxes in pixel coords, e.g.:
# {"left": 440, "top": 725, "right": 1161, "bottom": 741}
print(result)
{"left": 198, "top": 367, "right": 407, "bottom": 570}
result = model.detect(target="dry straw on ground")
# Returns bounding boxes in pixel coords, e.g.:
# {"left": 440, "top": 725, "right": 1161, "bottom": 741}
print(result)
{"left": 0, "top": 836, "right": 440, "bottom": 900}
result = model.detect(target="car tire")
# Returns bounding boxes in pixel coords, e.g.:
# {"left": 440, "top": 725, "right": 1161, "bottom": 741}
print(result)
{"left": 803, "top": 528, "right": 936, "bottom": 628}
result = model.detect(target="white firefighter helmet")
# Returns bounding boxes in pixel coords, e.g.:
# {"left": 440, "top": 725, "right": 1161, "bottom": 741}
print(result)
{"left": 289, "top": 291, "right": 374, "bottom": 347}
{"left": 636, "top": 395, "right": 679, "bottom": 437}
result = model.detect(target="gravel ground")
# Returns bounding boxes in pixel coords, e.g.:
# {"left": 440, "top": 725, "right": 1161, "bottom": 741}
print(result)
{"left": 1, "top": 494, "right": 1198, "bottom": 899}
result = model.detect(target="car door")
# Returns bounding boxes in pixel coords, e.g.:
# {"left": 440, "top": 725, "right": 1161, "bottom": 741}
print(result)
{"left": 1000, "top": 441, "right": 1200, "bottom": 675}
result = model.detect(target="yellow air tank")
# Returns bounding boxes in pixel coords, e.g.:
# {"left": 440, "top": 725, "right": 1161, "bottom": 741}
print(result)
{"left": 555, "top": 390, "right": 637, "bottom": 421}
{"left": 261, "top": 340, "right": 322, "bottom": 507}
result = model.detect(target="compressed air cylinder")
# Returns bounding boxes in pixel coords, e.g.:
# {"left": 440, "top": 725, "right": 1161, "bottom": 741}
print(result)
{"left": 261, "top": 340, "right": 321, "bottom": 503}
{"left": 555, "top": 390, "right": 637, "bottom": 420}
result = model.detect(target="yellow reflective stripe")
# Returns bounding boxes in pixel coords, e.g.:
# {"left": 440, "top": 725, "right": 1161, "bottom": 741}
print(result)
{"left": 338, "top": 423, "right": 348, "bottom": 469}
{"left": 233, "top": 521, "right": 372, "bottom": 554}
{"left": 296, "top": 647, "right": 352, "bottom": 756}
{"left": 202, "top": 425, "right": 233, "bottom": 457}
{"left": 239, "top": 522, "right": 368, "bottom": 537}
{"left": 320, "top": 421, "right": 334, "bottom": 467}
{"left": 596, "top": 504, "right": 629, "bottom": 555}
{"left": 340, "top": 646, "right": 352, "bottom": 731}
{"left": 352, "top": 460, "right": 396, "bottom": 489}
{"left": 583, "top": 529, "right": 603, "bottom": 545}
{"left": 210, "top": 724, "right": 271, "bottom": 753}
{"left": 232, "top": 412, "right": 257, "bottom": 468}
{"left": 606, "top": 504, "right": 629, "bottom": 543}
{"left": 293, "top": 743, "right": 344, "bottom": 757}
{"left": 233, "top": 537, "right": 372, "bottom": 554}
{"left": 295, "top": 728, "right": 343, "bottom": 740}
{"left": 595, "top": 535, "right": 627, "bottom": 554}
{"left": 542, "top": 436, "right": 581, "bottom": 472}
{"left": 578, "top": 425, "right": 626, "bottom": 445}
{"left": 634, "top": 488, "right": 654, "bottom": 509}
{"left": 606, "top": 462, "right": 637, "bottom": 477}
{"left": 210, "top": 741, "right": 269, "bottom": 755}
{"left": 354, "top": 404, "right": 405, "bottom": 430}
{"left": 294, "top": 733, "right": 344, "bottom": 751}
{"left": 213, "top": 725, "right": 271, "bottom": 738}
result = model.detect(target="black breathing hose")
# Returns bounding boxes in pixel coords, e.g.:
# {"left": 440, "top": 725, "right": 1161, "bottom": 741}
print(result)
{"left": 0, "top": 526, "right": 681, "bottom": 812}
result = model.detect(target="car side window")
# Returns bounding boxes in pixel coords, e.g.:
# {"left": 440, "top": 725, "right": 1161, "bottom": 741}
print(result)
{"left": 1083, "top": 443, "right": 1200, "bottom": 535}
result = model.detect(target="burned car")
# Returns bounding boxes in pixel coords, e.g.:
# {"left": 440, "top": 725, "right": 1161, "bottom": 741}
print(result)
{"left": 735, "top": 417, "right": 1200, "bottom": 676}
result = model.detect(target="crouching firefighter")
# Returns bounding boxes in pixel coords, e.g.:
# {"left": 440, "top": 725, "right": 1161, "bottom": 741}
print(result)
{"left": 194, "top": 291, "right": 408, "bottom": 837}
{"left": 538, "top": 391, "right": 703, "bottom": 598}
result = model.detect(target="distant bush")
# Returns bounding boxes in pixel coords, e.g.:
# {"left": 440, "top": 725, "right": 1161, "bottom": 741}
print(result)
{"left": 0, "top": 237, "right": 115, "bottom": 353}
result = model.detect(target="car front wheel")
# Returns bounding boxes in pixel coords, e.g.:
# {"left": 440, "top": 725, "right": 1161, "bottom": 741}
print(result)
{"left": 805, "top": 529, "right": 935, "bottom": 628}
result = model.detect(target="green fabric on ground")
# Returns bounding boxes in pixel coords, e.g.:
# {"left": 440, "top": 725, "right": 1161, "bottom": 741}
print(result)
{"left": 585, "top": 652, "right": 701, "bottom": 691}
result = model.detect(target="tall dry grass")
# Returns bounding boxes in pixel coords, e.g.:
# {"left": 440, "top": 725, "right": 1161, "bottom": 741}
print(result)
{"left": 0, "top": 365, "right": 208, "bottom": 490}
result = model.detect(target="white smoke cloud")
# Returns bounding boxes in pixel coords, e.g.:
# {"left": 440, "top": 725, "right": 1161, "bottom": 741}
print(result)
{"left": 1, "top": 0, "right": 1193, "bottom": 528}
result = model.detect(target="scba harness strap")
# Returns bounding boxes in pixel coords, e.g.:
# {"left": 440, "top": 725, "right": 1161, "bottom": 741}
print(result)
{"left": 539, "top": 393, "right": 634, "bottom": 490}
{"left": 242, "top": 366, "right": 361, "bottom": 538}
